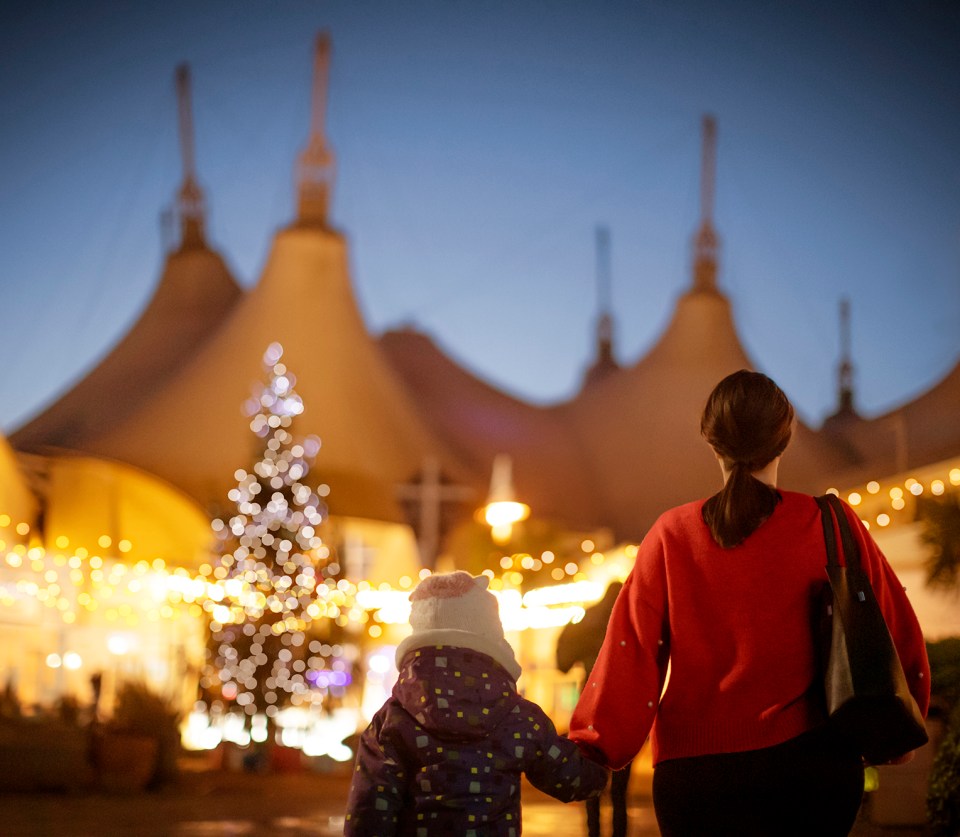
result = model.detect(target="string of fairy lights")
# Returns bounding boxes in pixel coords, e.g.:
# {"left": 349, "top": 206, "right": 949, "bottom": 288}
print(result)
{"left": 826, "top": 467, "right": 960, "bottom": 530}
{"left": 2, "top": 466, "right": 957, "bottom": 630}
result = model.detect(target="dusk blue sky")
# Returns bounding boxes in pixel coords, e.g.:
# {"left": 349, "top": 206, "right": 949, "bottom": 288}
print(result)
{"left": 2, "top": 0, "right": 958, "bottom": 433}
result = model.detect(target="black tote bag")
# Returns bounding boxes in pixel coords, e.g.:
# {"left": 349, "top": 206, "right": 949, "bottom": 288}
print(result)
{"left": 814, "top": 493, "right": 928, "bottom": 764}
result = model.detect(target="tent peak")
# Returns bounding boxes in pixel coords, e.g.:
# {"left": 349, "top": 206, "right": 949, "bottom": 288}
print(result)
{"left": 293, "top": 32, "right": 336, "bottom": 230}
{"left": 691, "top": 114, "right": 720, "bottom": 294}
{"left": 174, "top": 63, "right": 206, "bottom": 250}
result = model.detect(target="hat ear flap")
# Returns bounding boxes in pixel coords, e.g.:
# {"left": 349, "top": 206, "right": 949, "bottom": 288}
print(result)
{"left": 473, "top": 574, "right": 490, "bottom": 591}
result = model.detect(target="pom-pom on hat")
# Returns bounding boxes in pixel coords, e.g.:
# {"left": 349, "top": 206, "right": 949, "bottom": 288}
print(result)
{"left": 395, "top": 571, "right": 522, "bottom": 682}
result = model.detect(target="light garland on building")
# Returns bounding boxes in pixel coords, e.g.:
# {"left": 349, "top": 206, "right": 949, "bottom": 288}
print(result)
{"left": 825, "top": 463, "right": 960, "bottom": 531}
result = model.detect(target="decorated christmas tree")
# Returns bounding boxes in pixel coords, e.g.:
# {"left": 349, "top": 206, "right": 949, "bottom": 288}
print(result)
{"left": 200, "top": 343, "right": 345, "bottom": 738}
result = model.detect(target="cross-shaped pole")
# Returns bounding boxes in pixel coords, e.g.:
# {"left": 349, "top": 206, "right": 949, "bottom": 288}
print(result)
{"left": 396, "top": 457, "right": 474, "bottom": 570}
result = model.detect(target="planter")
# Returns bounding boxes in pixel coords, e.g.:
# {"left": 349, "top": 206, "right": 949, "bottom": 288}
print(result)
{"left": 96, "top": 731, "right": 159, "bottom": 794}
{"left": 0, "top": 719, "right": 93, "bottom": 792}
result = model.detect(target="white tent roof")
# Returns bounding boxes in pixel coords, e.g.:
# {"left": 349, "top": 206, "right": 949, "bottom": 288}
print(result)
{"left": 81, "top": 226, "right": 463, "bottom": 523}
{"left": 12, "top": 243, "right": 241, "bottom": 452}
{"left": 380, "top": 327, "right": 603, "bottom": 531}
{"left": 564, "top": 286, "right": 852, "bottom": 540}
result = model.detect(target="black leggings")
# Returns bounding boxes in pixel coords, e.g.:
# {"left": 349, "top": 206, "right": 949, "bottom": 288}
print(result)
{"left": 586, "top": 760, "right": 631, "bottom": 837}
{"left": 652, "top": 726, "right": 864, "bottom": 836}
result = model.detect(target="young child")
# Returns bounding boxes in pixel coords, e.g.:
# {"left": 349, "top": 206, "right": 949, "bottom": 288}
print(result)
{"left": 344, "top": 571, "right": 607, "bottom": 836}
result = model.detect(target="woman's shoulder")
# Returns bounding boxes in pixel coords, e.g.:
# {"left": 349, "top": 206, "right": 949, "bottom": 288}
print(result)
{"left": 659, "top": 498, "right": 706, "bottom": 525}
{"left": 654, "top": 490, "right": 818, "bottom": 536}
{"left": 778, "top": 489, "right": 818, "bottom": 509}
{"left": 651, "top": 499, "right": 706, "bottom": 532}
{"left": 777, "top": 489, "right": 843, "bottom": 521}
{"left": 651, "top": 499, "right": 709, "bottom": 539}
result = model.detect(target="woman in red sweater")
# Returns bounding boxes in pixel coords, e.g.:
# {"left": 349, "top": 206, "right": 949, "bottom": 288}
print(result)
{"left": 569, "top": 370, "right": 930, "bottom": 836}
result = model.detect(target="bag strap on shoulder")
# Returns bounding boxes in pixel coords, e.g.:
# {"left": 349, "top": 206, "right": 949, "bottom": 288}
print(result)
{"left": 825, "top": 493, "right": 862, "bottom": 573}
{"left": 815, "top": 495, "right": 841, "bottom": 568}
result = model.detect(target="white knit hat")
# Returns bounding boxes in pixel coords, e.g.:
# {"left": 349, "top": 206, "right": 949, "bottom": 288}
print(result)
{"left": 395, "top": 571, "right": 522, "bottom": 682}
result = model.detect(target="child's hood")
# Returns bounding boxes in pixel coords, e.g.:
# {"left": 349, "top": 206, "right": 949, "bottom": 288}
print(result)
{"left": 393, "top": 644, "right": 519, "bottom": 739}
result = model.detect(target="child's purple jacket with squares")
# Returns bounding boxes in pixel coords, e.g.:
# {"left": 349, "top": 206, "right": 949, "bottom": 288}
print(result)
{"left": 344, "top": 645, "right": 607, "bottom": 836}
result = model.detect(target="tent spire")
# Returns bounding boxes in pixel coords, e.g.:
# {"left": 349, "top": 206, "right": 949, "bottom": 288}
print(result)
{"left": 691, "top": 114, "right": 720, "bottom": 293}
{"left": 583, "top": 226, "right": 619, "bottom": 386}
{"left": 836, "top": 297, "right": 856, "bottom": 415}
{"left": 294, "top": 32, "right": 335, "bottom": 228}
{"left": 175, "top": 64, "right": 206, "bottom": 249}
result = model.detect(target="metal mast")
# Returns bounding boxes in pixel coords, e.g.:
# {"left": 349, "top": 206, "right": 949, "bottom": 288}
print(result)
{"left": 837, "top": 297, "right": 856, "bottom": 414}
{"left": 582, "top": 226, "right": 619, "bottom": 387}
{"left": 692, "top": 114, "right": 719, "bottom": 292}
{"left": 295, "top": 32, "right": 335, "bottom": 228}
{"left": 175, "top": 63, "right": 206, "bottom": 248}
{"left": 595, "top": 225, "right": 615, "bottom": 364}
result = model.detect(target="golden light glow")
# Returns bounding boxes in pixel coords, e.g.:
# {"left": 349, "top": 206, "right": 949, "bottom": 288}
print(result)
{"left": 485, "top": 500, "right": 530, "bottom": 544}
{"left": 484, "top": 500, "right": 530, "bottom": 529}
{"left": 521, "top": 580, "right": 603, "bottom": 608}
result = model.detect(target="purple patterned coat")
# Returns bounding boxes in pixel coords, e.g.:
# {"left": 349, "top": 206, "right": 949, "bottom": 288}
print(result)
{"left": 344, "top": 645, "right": 607, "bottom": 836}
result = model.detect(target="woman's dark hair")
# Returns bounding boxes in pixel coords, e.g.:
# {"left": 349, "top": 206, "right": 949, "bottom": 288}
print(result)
{"left": 700, "top": 370, "right": 794, "bottom": 548}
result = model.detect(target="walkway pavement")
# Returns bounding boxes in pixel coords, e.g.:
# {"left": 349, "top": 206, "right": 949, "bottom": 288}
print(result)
{"left": 0, "top": 762, "right": 930, "bottom": 836}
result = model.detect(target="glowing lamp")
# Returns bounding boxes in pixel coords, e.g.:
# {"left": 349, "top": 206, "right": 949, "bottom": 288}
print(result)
{"left": 482, "top": 455, "right": 529, "bottom": 544}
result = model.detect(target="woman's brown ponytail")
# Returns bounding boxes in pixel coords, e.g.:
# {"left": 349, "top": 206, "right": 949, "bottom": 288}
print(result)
{"left": 700, "top": 370, "right": 794, "bottom": 548}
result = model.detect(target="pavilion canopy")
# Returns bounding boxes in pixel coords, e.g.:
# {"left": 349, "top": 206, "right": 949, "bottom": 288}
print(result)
{"left": 379, "top": 327, "right": 602, "bottom": 533}
{"left": 12, "top": 242, "right": 242, "bottom": 453}
{"left": 823, "top": 354, "right": 960, "bottom": 486}
{"left": 384, "top": 284, "right": 855, "bottom": 545}
{"left": 77, "top": 226, "right": 465, "bottom": 523}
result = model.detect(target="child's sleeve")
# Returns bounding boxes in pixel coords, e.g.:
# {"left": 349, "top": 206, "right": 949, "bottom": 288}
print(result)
{"left": 522, "top": 701, "right": 608, "bottom": 802}
{"left": 344, "top": 707, "right": 409, "bottom": 837}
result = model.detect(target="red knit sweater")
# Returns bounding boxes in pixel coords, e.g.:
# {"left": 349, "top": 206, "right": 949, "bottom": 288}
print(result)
{"left": 569, "top": 490, "right": 931, "bottom": 768}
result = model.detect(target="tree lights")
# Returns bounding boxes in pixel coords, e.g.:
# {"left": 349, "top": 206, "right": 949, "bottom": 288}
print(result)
{"left": 199, "top": 343, "right": 346, "bottom": 733}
